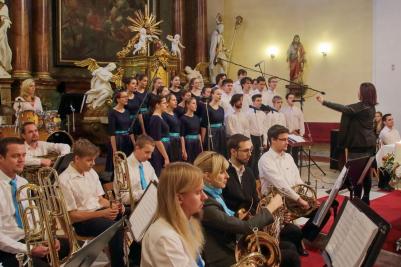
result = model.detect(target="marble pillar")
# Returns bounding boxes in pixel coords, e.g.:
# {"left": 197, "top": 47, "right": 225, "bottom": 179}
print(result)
{"left": 195, "top": 0, "right": 207, "bottom": 64}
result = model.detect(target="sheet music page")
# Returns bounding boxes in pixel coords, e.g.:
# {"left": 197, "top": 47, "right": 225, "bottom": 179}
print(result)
{"left": 129, "top": 182, "right": 158, "bottom": 241}
{"left": 288, "top": 134, "right": 305, "bottom": 143}
{"left": 313, "top": 167, "right": 347, "bottom": 226}
{"left": 325, "top": 201, "right": 378, "bottom": 267}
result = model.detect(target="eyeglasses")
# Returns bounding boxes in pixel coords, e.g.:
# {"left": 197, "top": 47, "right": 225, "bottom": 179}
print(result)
{"left": 277, "top": 138, "right": 289, "bottom": 142}
{"left": 237, "top": 148, "right": 253, "bottom": 154}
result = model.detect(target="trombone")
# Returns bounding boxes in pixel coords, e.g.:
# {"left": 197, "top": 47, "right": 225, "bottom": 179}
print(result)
{"left": 113, "top": 151, "right": 135, "bottom": 208}
{"left": 15, "top": 167, "right": 80, "bottom": 267}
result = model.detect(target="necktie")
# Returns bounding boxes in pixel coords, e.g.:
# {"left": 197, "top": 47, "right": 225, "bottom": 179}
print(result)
{"left": 139, "top": 163, "right": 148, "bottom": 190}
{"left": 10, "top": 179, "right": 23, "bottom": 228}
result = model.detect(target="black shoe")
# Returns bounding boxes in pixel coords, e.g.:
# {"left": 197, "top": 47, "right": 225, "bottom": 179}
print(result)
{"left": 361, "top": 196, "right": 370, "bottom": 206}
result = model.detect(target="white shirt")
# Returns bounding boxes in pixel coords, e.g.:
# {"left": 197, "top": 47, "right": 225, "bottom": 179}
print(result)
{"left": 230, "top": 160, "right": 245, "bottom": 184}
{"left": 266, "top": 111, "right": 287, "bottom": 130}
{"left": 247, "top": 109, "right": 268, "bottom": 146}
{"left": 13, "top": 96, "right": 43, "bottom": 113}
{"left": 220, "top": 91, "right": 234, "bottom": 116}
{"left": 0, "top": 170, "right": 28, "bottom": 254}
{"left": 281, "top": 105, "right": 305, "bottom": 136}
{"left": 115, "top": 153, "right": 158, "bottom": 204}
{"left": 25, "top": 141, "right": 70, "bottom": 166}
{"left": 262, "top": 88, "right": 277, "bottom": 107}
{"left": 379, "top": 126, "right": 401, "bottom": 145}
{"left": 258, "top": 148, "right": 304, "bottom": 201}
{"left": 225, "top": 109, "right": 250, "bottom": 137}
{"left": 141, "top": 217, "right": 198, "bottom": 267}
{"left": 233, "top": 80, "right": 243, "bottom": 94}
{"left": 58, "top": 164, "right": 104, "bottom": 211}
{"left": 241, "top": 92, "right": 253, "bottom": 113}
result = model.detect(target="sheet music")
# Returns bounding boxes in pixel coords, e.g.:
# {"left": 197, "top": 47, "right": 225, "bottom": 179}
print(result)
{"left": 288, "top": 134, "right": 306, "bottom": 143}
{"left": 325, "top": 201, "right": 378, "bottom": 267}
{"left": 313, "top": 166, "right": 347, "bottom": 226}
{"left": 129, "top": 182, "right": 158, "bottom": 241}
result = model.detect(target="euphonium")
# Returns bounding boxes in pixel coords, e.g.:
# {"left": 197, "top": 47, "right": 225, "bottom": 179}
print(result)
{"left": 113, "top": 151, "right": 135, "bottom": 208}
{"left": 16, "top": 183, "right": 61, "bottom": 267}
{"left": 233, "top": 228, "right": 281, "bottom": 267}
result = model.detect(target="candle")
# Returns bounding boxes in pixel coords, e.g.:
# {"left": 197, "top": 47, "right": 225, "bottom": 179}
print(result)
{"left": 394, "top": 142, "right": 401, "bottom": 164}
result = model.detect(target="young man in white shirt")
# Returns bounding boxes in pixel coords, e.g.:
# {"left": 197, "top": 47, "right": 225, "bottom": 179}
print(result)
{"left": 379, "top": 113, "right": 401, "bottom": 145}
{"left": 281, "top": 92, "right": 305, "bottom": 165}
{"left": 58, "top": 139, "right": 128, "bottom": 267}
{"left": 0, "top": 137, "right": 68, "bottom": 267}
{"left": 247, "top": 94, "right": 268, "bottom": 178}
{"left": 220, "top": 78, "right": 235, "bottom": 116}
{"left": 264, "top": 76, "right": 280, "bottom": 107}
{"left": 266, "top": 95, "right": 287, "bottom": 130}
{"left": 240, "top": 76, "right": 253, "bottom": 113}
{"left": 233, "top": 69, "right": 247, "bottom": 94}
{"left": 21, "top": 122, "right": 70, "bottom": 167}
{"left": 259, "top": 125, "right": 332, "bottom": 241}
{"left": 116, "top": 135, "right": 158, "bottom": 204}
{"left": 225, "top": 94, "right": 250, "bottom": 138}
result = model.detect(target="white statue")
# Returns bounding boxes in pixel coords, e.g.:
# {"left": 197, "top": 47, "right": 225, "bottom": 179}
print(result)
{"left": 166, "top": 34, "right": 185, "bottom": 59}
{"left": 209, "top": 13, "right": 228, "bottom": 84}
{"left": 0, "top": 0, "right": 12, "bottom": 78}
{"left": 184, "top": 66, "right": 204, "bottom": 89}
{"left": 132, "top": 27, "right": 159, "bottom": 55}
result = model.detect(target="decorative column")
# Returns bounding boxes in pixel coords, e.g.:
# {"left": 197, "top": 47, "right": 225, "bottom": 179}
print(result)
{"left": 10, "top": 0, "right": 31, "bottom": 79}
{"left": 173, "top": 0, "right": 185, "bottom": 70}
{"left": 195, "top": 0, "right": 207, "bottom": 64}
{"left": 32, "top": 0, "right": 52, "bottom": 80}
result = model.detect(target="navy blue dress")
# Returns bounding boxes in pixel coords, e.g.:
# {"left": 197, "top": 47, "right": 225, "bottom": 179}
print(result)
{"left": 174, "top": 105, "right": 186, "bottom": 118}
{"left": 148, "top": 115, "right": 171, "bottom": 176}
{"left": 106, "top": 109, "right": 134, "bottom": 172}
{"left": 201, "top": 105, "right": 227, "bottom": 157}
{"left": 180, "top": 114, "right": 202, "bottom": 163}
{"left": 169, "top": 88, "right": 183, "bottom": 103}
{"left": 134, "top": 90, "right": 149, "bottom": 114}
{"left": 125, "top": 96, "right": 141, "bottom": 135}
{"left": 162, "top": 112, "right": 182, "bottom": 162}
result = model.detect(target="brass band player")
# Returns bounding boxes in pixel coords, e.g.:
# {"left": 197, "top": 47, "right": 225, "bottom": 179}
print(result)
{"left": 21, "top": 122, "right": 70, "bottom": 168}
{"left": 0, "top": 137, "right": 69, "bottom": 267}
{"left": 58, "top": 139, "right": 131, "bottom": 267}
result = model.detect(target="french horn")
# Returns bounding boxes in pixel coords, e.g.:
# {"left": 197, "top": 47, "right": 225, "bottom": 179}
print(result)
{"left": 285, "top": 184, "right": 317, "bottom": 217}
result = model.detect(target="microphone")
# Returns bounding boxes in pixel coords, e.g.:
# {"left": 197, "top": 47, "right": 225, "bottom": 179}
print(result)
{"left": 254, "top": 60, "right": 264, "bottom": 67}
{"left": 261, "top": 104, "right": 278, "bottom": 113}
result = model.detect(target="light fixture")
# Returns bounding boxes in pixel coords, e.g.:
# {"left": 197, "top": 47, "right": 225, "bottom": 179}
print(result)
{"left": 319, "top": 43, "right": 330, "bottom": 56}
{"left": 266, "top": 46, "right": 278, "bottom": 59}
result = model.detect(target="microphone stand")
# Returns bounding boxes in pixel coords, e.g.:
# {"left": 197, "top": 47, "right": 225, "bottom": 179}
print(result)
{"left": 14, "top": 100, "right": 22, "bottom": 133}
{"left": 205, "top": 99, "right": 214, "bottom": 151}
{"left": 218, "top": 57, "right": 326, "bottom": 95}
{"left": 70, "top": 104, "right": 76, "bottom": 133}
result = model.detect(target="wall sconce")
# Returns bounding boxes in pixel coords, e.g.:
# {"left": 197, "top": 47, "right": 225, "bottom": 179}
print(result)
{"left": 266, "top": 46, "right": 278, "bottom": 59}
{"left": 319, "top": 43, "right": 330, "bottom": 56}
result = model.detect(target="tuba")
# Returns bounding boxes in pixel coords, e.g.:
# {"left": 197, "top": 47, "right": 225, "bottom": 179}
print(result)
{"left": 16, "top": 167, "right": 80, "bottom": 266}
{"left": 113, "top": 151, "right": 135, "bottom": 208}
{"left": 233, "top": 228, "right": 281, "bottom": 267}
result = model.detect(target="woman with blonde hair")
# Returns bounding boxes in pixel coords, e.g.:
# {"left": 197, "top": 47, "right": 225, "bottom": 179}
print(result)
{"left": 141, "top": 162, "right": 207, "bottom": 267}
{"left": 13, "top": 78, "right": 43, "bottom": 113}
{"left": 194, "top": 151, "right": 300, "bottom": 267}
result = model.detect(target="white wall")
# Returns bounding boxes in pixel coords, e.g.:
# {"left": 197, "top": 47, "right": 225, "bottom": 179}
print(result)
{"left": 373, "top": 0, "right": 401, "bottom": 129}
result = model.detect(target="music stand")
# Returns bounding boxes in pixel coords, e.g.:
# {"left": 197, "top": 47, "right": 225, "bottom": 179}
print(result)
{"left": 344, "top": 156, "right": 375, "bottom": 199}
{"left": 64, "top": 218, "right": 124, "bottom": 267}
{"left": 322, "top": 197, "right": 390, "bottom": 267}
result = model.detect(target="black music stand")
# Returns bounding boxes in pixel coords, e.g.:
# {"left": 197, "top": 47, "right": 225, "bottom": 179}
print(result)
{"left": 344, "top": 156, "right": 375, "bottom": 199}
{"left": 64, "top": 218, "right": 124, "bottom": 267}
{"left": 322, "top": 197, "right": 390, "bottom": 267}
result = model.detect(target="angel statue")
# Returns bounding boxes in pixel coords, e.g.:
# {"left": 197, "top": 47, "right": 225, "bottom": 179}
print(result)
{"left": 132, "top": 27, "right": 159, "bottom": 55}
{"left": 166, "top": 34, "right": 185, "bottom": 59}
{"left": 75, "top": 58, "right": 123, "bottom": 109}
{"left": 209, "top": 13, "right": 228, "bottom": 84}
{"left": 0, "top": 0, "right": 12, "bottom": 78}
{"left": 184, "top": 66, "right": 204, "bottom": 89}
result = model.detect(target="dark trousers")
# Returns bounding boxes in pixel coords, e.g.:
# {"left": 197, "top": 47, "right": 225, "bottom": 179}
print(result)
{"left": 348, "top": 150, "right": 374, "bottom": 203}
{"left": 280, "top": 223, "right": 304, "bottom": 253}
{"left": 302, "top": 203, "right": 335, "bottom": 241}
{"left": 250, "top": 135, "right": 264, "bottom": 178}
{"left": 73, "top": 217, "right": 125, "bottom": 267}
{"left": 279, "top": 241, "right": 301, "bottom": 267}
{"left": 290, "top": 146, "right": 300, "bottom": 166}
{"left": 0, "top": 238, "right": 70, "bottom": 267}
{"left": 378, "top": 167, "right": 391, "bottom": 188}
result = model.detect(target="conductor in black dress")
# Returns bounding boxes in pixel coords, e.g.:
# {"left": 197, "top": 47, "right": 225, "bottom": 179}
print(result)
{"left": 148, "top": 95, "right": 171, "bottom": 176}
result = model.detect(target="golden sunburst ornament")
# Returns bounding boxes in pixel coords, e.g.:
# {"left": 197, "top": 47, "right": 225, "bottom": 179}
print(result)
{"left": 117, "top": 5, "right": 163, "bottom": 58}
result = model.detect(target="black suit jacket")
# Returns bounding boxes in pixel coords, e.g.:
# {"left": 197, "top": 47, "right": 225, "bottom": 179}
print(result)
{"left": 201, "top": 193, "right": 273, "bottom": 267}
{"left": 223, "top": 164, "right": 259, "bottom": 214}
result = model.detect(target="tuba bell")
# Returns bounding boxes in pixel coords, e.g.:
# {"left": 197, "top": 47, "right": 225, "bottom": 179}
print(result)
{"left": 233, "top": 228, "right": 281, "bottom": 267}
{"left": 113, "top": 151, "right": 135, "bottom": 208}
